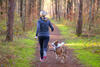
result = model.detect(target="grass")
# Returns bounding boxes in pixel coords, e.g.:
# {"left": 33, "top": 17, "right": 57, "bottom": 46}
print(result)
{"left": 0, "top": 31, "right": 37, "bottom": 67}
{"left": 0, "top": 14, "right": 38, "bottom": 67}
{"left": 0, "top": 18, "right": 7, "bottom": 33}
{"left": 56, "top": 24, "right": 100, "bottom": 67}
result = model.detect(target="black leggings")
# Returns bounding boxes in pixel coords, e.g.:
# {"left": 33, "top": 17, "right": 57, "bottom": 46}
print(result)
{"left": 38, "top": 36, "right": 49, "bottom": 59}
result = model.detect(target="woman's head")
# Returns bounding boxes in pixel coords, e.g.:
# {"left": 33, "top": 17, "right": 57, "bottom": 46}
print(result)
{"left": 40, "top": 10, "right": 47, "bottom": 17}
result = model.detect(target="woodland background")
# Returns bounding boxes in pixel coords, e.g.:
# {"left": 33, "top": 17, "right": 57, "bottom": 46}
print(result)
{"left": 0, "top": 0, "right": 100, "bottom": 67}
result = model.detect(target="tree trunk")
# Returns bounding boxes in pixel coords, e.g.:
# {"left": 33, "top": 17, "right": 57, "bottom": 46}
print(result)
{"left": 0, "top": 0, "right": 3, "bottom": 8}
{"left": 55, "top": 0, "right": 58, "bottom": 20}
{"left": 51, "top": 0, "right": 55, "bottom": 18}
{"left": 88, "top": 0, "right": 95, "bottom": 32}
{"left": 67, "top": 0, "right": 73, "bottom": 21}
{"left": 63, "top": 0, "right": 66, "bottom": 19}
{"left": 20, "top": 0, "right": 23, "bottom": 17}
{"left": 28, "top": 0, "right": 31, "bottom": 17}
{"left": 6, "top": 0, "right": 15, "bottom": 41}
{"left": 88, "top": 0, "right": 92, "bottom": 32}
{"left": 97, "top": 0, "right": 100, "bottom": 11}
{"left": 76, "top": 0, "right": 83, "bottom": 36}
{"left": 22, "top": 0, "right": 26, "bottom": 31}
{"left": 37, "top": 0, "right": 42, "bottom": 16}
{"left": 58, "top": 0, "right": 60, "bottom": 21}
{"left": 41, "top": 0, "right": 44, "bottom": 10}
{"left": 6, "top": 0, "right": 8, "bottom": 13}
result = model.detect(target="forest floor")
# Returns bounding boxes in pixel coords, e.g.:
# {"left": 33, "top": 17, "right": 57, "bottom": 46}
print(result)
{"left": 31, "top": 24, "right": 84, "bottom": 67}
{"left": 0, "top": 31, "right": 37, "bottom": 67}
{"left": 0, "top": 19, "right": 100, "bottom": 67}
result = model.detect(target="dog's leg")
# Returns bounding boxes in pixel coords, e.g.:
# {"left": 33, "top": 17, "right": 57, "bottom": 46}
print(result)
{"left": 56, "top": 54, "right": 58, "bottom": 60}
{"left": 60, "top": 53, "right": 66, "bottom": 63}
{"left": 61, "top": 59, "right": 64, "bottom": 63}
{"left": 60, "top": 56, "right": 64, "bottom": 63}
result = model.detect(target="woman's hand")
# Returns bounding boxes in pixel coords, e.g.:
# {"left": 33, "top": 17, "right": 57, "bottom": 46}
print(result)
{"left": 34, "top": 36, "right": 38, "bottom": 39}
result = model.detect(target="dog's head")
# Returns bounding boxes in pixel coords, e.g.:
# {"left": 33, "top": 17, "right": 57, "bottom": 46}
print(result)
{"left": 54, "top": 40, "right": 59, "bottom": 46}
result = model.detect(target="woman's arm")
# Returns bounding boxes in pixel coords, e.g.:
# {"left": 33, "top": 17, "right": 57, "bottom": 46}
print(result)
{"left": 36, "top": 20, "right": 40, "bottom": 36}
{"left": 49, "top": 20, "right": 54, "bottom": 32}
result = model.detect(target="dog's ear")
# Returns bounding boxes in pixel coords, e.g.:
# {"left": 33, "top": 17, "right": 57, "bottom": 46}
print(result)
{"left": 54, "top": 40, "right": 58, "bottom": 46}
{"left": 55, "top": 40, "right": 58, "bottom": 43}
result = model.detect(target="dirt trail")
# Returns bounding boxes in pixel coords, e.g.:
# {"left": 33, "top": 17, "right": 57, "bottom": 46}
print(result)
{"left": 32, "top": 25, "right": 84, "bottom": 67}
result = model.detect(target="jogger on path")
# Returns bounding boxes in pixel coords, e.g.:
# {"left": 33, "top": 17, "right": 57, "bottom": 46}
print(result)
{"left": 35, "top": 10, "right": 54, "bottom": 62}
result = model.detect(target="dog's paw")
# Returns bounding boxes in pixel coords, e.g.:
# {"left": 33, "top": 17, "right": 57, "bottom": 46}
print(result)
{"left": 61, "top": 60, "right": 64, "bottom": 63}
{"left": 56, "top": 56, "right": 58, "bottom": 59}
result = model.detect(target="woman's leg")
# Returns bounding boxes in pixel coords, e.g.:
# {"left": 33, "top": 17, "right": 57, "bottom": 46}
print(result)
{"left": 43, "top": 36, "right": 50, "bottom": 57}
{"left": 38, "top": 36, "right": 44, "bottom": 59}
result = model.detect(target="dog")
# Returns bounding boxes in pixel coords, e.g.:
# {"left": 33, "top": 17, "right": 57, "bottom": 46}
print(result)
{"left": 52, "top": 40, "right": 67, "bottom": 63}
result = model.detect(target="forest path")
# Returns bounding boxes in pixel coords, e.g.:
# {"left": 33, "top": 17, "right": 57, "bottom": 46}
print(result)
{"left": 31, "top": 24, "right": 84, "bottom": 67}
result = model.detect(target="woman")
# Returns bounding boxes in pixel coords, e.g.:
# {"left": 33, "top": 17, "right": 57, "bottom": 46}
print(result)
{"left": 35, "top": 11, "right": 54, "bottom": 62}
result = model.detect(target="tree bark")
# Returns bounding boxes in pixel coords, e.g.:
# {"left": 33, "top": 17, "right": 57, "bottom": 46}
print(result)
{"left": 6, "top": 0, "right": 15, "bottom": 41}
{"left": 37, "top": 0, "right": 42, "bottom": 16}
{"left": 22, "top": 0, "right": 26, "bottom": 31}
{"left": 88, "top": 0, "right": 95, "bottom": 32}
{"left": 67, "top": 0, "right": 73, "bottom": 21}
{"left": 51, "top": 0, "right": 55, "bottom": 18}
{"left": 63, "top": 0, "right": 66, "bottom": 19}
{"left": 76, "top": 0, "right": 83, "bottom": 36}
{"left": 88, "top": 0, "right": 92, "bottom": 32}
{"left": 57, "top": 0, "right": 61, "bottom": 21}
{"left": 20, "top": 0, "right": 23, "bottom": 17}
{"left": 55, "top": 0, "right": 58, "bottom": 20}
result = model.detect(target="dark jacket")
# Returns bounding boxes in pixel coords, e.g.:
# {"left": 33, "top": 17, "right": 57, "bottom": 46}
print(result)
{"left": 36, "top": 17, "right": 54, "bottom": 36}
